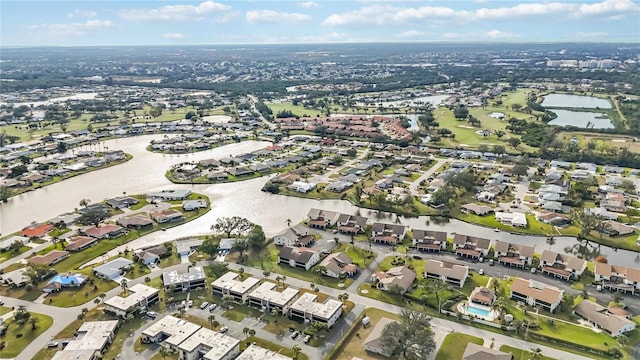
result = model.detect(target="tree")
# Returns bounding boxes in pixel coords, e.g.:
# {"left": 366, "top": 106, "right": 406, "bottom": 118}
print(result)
{"left": 248, "top": 328, "right": 256, "bottom": 337}
{"left": 29, "top": 316, "right": 39, "bottom": 330}
{"left": 78, "top": 209, "right": 109, "bottom": 227}
{"left": 421, "top": 279, "right": 450, "bottom": 312}
{"left": 208, "top": 315, "right": 216, "bottom": 329}
{"left": 453, "top": 105, "right": 469, "bottom": 120}
{"left": 207, "top": 262, "right": 229, "bottom": 278}
{"left": 120, "top": 278, "right": 128, "bottom": 294}
{"left": 494, "top": 130, "right": 506, "bottom": 139}
{"left": 245, "top": 225, "right": 266, "bottom": 253}
{"left": 379, "top": 309, "right": 436, "bottom": 359}
{"left": 315, "top": 266, "right": 328, "bottom": 279}
{"left": 292, "top": 344, "right": 302, "bottom": 360}
{"left": 571, "top": 209, "right": 599, "bottom": 239}
{"left": 79, "top": 198, "right": 91, "bottom": 207}
{"left": 212, "top": 216, "right": 253, "bottom": 237}
{"left": 531, "top": 347, "right": 543, "bottom": 360}
{"left": 546, "top": 235, "right": 555, "bottom": 249}
{"left": 507, "top": 137, "right": 521, "bottom": 148}
{"left": 233, "top": 238, "right": 249, "bottom": 261}
{"left": 200, "top": 238, "right": 219, "bottom": 258}
{"left": 611, "top": 291, "right": 623, "bottom": 305}
{"left": 512, "top": 164, "right": 529, "bottom": 178}
{"left": 159, "top": 346, "right": 170, "bottom": 360}
{"left": 0, "top": 186, "right": 11, "bottom": 202}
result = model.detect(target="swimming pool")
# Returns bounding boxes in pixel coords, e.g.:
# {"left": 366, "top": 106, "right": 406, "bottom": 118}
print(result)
{"left": 466, "top": 304, "right": 491, "bottom": 318}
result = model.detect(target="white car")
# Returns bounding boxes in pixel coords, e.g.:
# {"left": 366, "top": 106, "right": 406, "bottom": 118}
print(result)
{"left": 187, "top": 300, "right": 193, "bottom": 307}
{"left": 478, "top": 269, "right": 484, "bottom": 275}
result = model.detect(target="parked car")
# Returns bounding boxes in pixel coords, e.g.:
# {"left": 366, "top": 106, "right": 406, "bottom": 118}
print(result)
{"left": 478, "top": 269, "right": 484, "bottom": 275}
{"left": 488, "top": 259, "right": 494, "bottom": 266}
{"left": 200, "top": 302, "right": 209, "bottom": 310}
{"left": 145, "top": 311, "right": 158, "bottom": 319}
{"left": 303, "top": 335, "right": 311, "bottom": 343}
{"left": 209, "top": 304, "right": 218, "bottom": 312}
{"left": 47, "top": 342, "right": 59, "bottom": 348}
{"left": 219, "top": 327, "right": 229, "bottom": 334}
{"left": 187, "top": 300, "right": 193, "bottom": 307}
{"left": 291, "top": 331, "right": 300, "bottom": 339}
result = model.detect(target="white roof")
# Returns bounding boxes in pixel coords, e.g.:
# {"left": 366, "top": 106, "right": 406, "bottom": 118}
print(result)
{"left": 104, "top": 283, "right": 158, "bottom": 311}
{"left": 64, "top": 320, "right": 118, "bottom": 352}
{"left": 142, "top": 315, "right": 201, "bottom": 347}
{"left": 211, "top": 272, "right": 260, "bottom": 294}
{"left": 248, "top": 282, "right": 299, "bottom": 306}
{"left": 178, "top": 327, "right": 240, "bottom": 360}
{"left": 290, "top": 293, "right": 342, "bottom": 320}
{"left": 0, "top": 235, "right": 29, "bottom": 250}
{"left": 235, "top": 344, "right": 292, "bottom": 360}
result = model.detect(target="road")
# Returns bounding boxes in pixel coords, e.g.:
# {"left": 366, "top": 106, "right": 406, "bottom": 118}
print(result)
{"left": 247, "top": 95, "right": 276, "bottom": 130}
{"left": 408, "top": 157, "right": 447, "bottom": 195}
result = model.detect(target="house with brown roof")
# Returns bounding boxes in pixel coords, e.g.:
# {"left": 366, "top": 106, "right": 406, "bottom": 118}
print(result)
{"left": 412, "top": 229, "right": 447, "bottom": 252}
{"left": 462, "top": 343, "right": 512, "bottom": 360}
{"left": 494, "top": 240, "right": 535, "bottom": 268}
{"left": 424, "top": 260, "right": 469, "bottom": 287}
{"left": 363, "top": 317, "right": 397, "bottom": 357}
{"left": 469, "top": 287, "right": 496, "bottom": 307}
{"left": 509, "top": 277, "right": 564, "bottom": 312}
{"left": 602, "top": 221, "right": 635, "bottom": 236}
{"left": 307, "top": 208, "right": 340, "bottom": 229}
{"left": 372, "top": 266, "right": 416, "bottom": 294}
{"left": 116, "top": 215, "right": 153, "bottom": 229}
{"left": 83, "top": 224, "right": 127, "bottom": 239}
{"left": 28, "top": 250, "right": 69, "bottom": 266}
{"left": 278, "top": 246, "right": 320, "bottom": 271}
{"left": 319, "top": 252, "right": 358, "bottom": 279}
{"left": 273, "top": 225, "right": 315, "bottom": 247}
{"left": 453, "top": 234, "right": 490, "bottom": 260}
{"left": 540, "top": 250, "right": 587, "bottom": 281}
{"left": 573, "top": 300, "right": 636, "bottom": 337}
{"left": 65, "top": 236, "right": 99, "bottom": 252}
{"left": 150, "top": 209, "right": 185, "bottom": 223}
{"left": 336, "top": 213, "right": 368, "bottom": 234}
{"left": 595, "top": 263, "right": 640, "bottom": 293}
{"left": 371, "top": 222, "right": 407, "bottom": 245}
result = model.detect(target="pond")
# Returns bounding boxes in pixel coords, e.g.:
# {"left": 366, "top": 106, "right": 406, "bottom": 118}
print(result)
{"left": 541, "top": 94, "right": 612, "bottom": 109}
{"left": 547, "top": 109, "right": 614, "bottom": 129}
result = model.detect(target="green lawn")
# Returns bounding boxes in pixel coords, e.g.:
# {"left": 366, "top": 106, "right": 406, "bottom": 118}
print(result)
{"left": 334, "top": 243, "right": 377, "bottom": 267}
{"left": 0, "top": 312, "right": 54, "bottom": 358}
{"left": 500, "top": 345, "right": 557, "bottom": 360}
{"left": 266, "top": 102, "right": 324, "bottom": 118}
{"left": 0, "top": 306, "right": 11, "bottom": 315}
{"left": 434, "top": 333, "right": 484, "bottom": 360}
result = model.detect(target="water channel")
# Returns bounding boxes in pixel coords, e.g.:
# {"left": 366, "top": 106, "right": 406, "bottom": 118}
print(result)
{"left": 2, "top": 135, "right": 640, "bottom": 267}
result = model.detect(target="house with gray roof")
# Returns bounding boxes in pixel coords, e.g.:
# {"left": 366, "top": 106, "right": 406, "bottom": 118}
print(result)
{"left": 371, "top": 222, "right": 407, "bottom": 245}
{"left": 424, "top": 260, "right": 469, "bottom": 287}
{"left": 163, "top": 266, "right": 206, "bottom": 293}
{"left": 93, "top": 258, "right": 133, "bottom": 280}
{"left": 278, "top": 246, "right": 320, "bottom": 271}
{"left": 573, "top": 300, "right": 636, "bottom": 337}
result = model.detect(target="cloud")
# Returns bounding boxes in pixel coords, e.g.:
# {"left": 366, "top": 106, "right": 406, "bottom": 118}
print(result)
{"left": 162, "top": 32, "right": 185, "bottom": 39}
{"left": 299, "top": 1, "right": 319, "bottom": 8}
{"left": 212, "top": 10, "right": 240, "bottom": 24}
{"left": 442, "top": 30, "right": 520, "bottom": 40}
{"left": 67, "top": 10, "right": 97, "bottom": 18}
{"left": 322, "top": 0, "right": 639, "bottom": 26}
{"left": 119, "top": 1, "right": 231, "bottom": 22}
{"left": 296, "top": 32, "right": 348, "bottom": 42}
{"left": 396, "top": 30, "right": 426, "bottom": 38}
{"left": 29, "top": 20, "right": 115, "bottom": 36}
{"left": 485, "top": 29, "right": 519, "bottom": 38}
{"left": 245, "top": 10, "right": 312, "bottom": 25}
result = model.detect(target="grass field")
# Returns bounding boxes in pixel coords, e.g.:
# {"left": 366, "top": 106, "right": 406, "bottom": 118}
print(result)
{"left": 434, "top": 333, "right": 484, "bottom": 360}
{"left": 266, "top": 102, "right": 324, "bottom": 118}
{"left": 0, "top": 312, "right": 53, "bottom": 358}
{"left": 336, "top": 308, "right": 401, "bottom": 360}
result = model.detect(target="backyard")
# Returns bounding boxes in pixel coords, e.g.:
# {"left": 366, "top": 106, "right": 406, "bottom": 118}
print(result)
{"left": 0, "top": 312, "right": 53, "bottom": 358}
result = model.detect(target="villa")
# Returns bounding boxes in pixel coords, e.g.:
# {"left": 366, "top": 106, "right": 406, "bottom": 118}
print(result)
{"left": 65, "top": 236, "right": 99, "bottom": 252}
{"left": 150, "top": 209, "right": 185, "bottom": 223}
{"left": 412, "top": 229, "right": 447, "bottom": 252}
{"left": 372, "top": 266, "right": 416, "bottom": 294}
{"left": 93, "top": 257, "right": 133, "bottom": 280}
{"left": 494, "top": 240, "right": 535, "bottom": 268}
{"left": 28, "top": 250, "right": 69, "bottom": 266}
{"left": 363, "top": 317, "right": 397, "bottom": 357}
{"left": 371, "top": 222, "right": 407, "bottom": 245}
{"left": 273, "top": 225, "right": 314, "bottom": 247}
{"left": 307, "top": 208, "right": 340, "bottom": 229}
{"left": 83, "top": 224, "right": 126, "bottom": 239}
{"left": 453, "top": 234, "right": 490, "bottom": 260}
{"left": 146, "top": 189, "right": 192, "bottom": 201}
{"left": 289, "top": 293, "right": 343, "bottom": 328}
{"left": 318, "top": 252, "right": 358, "bottom": 278}
{"left": 573, "top": 300, "right": 636, "bottom": 337}
{"left": 236, "top": 344, "right": 293, "bottom": 360}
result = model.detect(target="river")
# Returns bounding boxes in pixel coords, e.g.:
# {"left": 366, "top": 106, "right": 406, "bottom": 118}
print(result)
{"left": 2, "top": 135, "right": 640, "bottom": 267}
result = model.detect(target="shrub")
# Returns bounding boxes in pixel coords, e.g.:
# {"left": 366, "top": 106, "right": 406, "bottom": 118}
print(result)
{"left": 16, "top": 333, "right": 22, "bottom": 338}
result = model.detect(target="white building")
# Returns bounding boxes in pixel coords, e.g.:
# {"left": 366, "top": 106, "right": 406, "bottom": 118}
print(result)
{"left": 104, "top": 283, "right": 160, "bottom": 317}
{"left": 177, "top": 327, "right": 240, "bottom": 360}
{"left": 289, "top": 293, "right": 343, "bottom": 328}
{"left": 287, "top": 181, "right": 317, "bottom": 193}
{"left": 141, "top": 315, "right": 201, "bottom": 349}
{"left": 211, "top": 272, "right": 260, "bottom": 303}
{"left": 248, "top": 282, "right": 299, "bottom": 315}
{"left": 494, "top": 212, "right": 528, "bottom": 227}
{"left": 62, "top": 320, "right": 119, "bottom": 355}
{"left": 235, "top": 344, "right": 292, "bottom": 360}
{"left": 574, "top": 300, "right": 636, "bottom": 337}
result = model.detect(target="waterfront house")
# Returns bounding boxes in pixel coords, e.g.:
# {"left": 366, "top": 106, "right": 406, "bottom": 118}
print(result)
{"left": 540, "top": 250, "right": 587, "bottom": 281}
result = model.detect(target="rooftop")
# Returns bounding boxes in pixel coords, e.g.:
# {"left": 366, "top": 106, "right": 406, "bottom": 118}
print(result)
{"left": 64, "top": 320, "right": 119, "bottom": 352}
{"left": 235, "top": 344, "right": 292, "bottom": 360}
{"left": 211, "top": 272, "right": 260, "bottom": 294}
{"left": 290, "top": 293, "right": 342, "bottom": 320}
{"left": 177, "top": 327, "right": 240, "bottom": 359}
{"left": 249, "top": 282, "right": 299, "bottom": 306}
{"left": 104, "top": 283, "right": 159, "bottom": 311}
{"left": 163, "top": 266, "right": 206, "bottom": 286}
{"left": 142, "top": 315, "right": 201, "bottom": 347}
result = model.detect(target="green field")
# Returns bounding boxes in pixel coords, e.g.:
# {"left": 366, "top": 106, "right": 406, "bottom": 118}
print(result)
{"left": 266, "top": 102, "right": 324, "bottom": 117}
{"left": 434, "top": 333, "right": 484, "bottom": 360}
{"left": 0, "top": 312, "right": 53, "bottom": 358}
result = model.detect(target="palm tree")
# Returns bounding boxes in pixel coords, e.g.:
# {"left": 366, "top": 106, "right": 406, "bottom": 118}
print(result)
{"left": 120, "top": 278, "right": 128, "bottom": 294}
{"left": 248, "top": 328, "right": 256, "bottom": 337}
{"left": 159, "top": 346, "right": 170, "bottom": 360}
{"left": 212, "top": 320, "right": 220, "bottom": 329}
{"left": 208, "top": 315, "right": 216, "bottom": 329}
{"left": 530, "top": 347, "right": 543, "bottom": 360}
{"left": 262, "top": 270, "right": 270, "bottom": 279}
{"left": 243, "top": 327, "right": 250, "bottom": 339}
{"left": 546, "top": 235, "right": 555, "bottom": 249}
{"left": 29, "top": 317, "right": 39, "bottom": 330}
{"left": 292, "top": 344, "right": 302, "bottom": 360}
{"left": 489, "top": 278, "right": 502, "bottom": 296}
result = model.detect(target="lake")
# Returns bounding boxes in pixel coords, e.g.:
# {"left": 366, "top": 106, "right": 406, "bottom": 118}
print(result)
{"left": 547, "top": 109, "right": 614, "bottom": 129}
{"left": 541, "top": 94, "right": 612, "bottom": 109}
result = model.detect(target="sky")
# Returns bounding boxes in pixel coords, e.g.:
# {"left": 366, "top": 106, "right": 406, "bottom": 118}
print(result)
{"left": 1, "top": 0, "right": 639, "bottom": 46}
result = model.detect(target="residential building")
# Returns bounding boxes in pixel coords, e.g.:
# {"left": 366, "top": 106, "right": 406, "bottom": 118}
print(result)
{"left": 603, "top": 221, "right": 635, "bottom": 236}
{"left": 586, "top": 207, "right": 619, "bottom": 220}
{"left": 289, "top": 293, "right": 343, "bottom": 328}
{"left": 0, "top": 235, "right": 29, "bottom": 251}
{"left": 28, "top": 250, "right": 69, "bottom": 266}
{"left": 62, "top": 320, "right": 119, "bottom": 355}
{"left": 182, "top": 199, "right": 208, "bottom": 211}
{"left": 83, "top": 224, "right": 126, "bottom": 239}
{"left": 105, "top": 196, "right": 139, "bottom": 209}
{"left": 1, "top": 268, "right": 30, "bottom": 287}
{"left": 93, "top": 258, "right": 133, "bottom": 280}
{"left": 462, "top": 343, "right": 512, "bottom": 360}
{"left": 372, "top": 266, "right": 416, "bottom": 293}
{"left": 494, "top": 240, "right": 535, "bottom": 268}
{"left": 146, "top": 189, "right": 192, "bottom": 201}
{"left": 336, "top": 214, "right": 368, "bottom": 234}
{"left": 453, "top": 234, "right": 491, "bottom": 260}
{"left": 247, "top": 282, "right": 299, "bottom": 314}
{"left": 573, "top": 300, "right": 636, "bottom": 337}
{"left": 273, "top": 225, "right": 314, "bottom": 247}
{"left": 65, "top": 236, "right": 99, "bottom": 252}
{"left": 363, "top": 317, "right": 397, "bottom": 357}
{"left": 371, "top": 222, "right": 407, "bottom": 245}
{"left": 594, "top": 263, "right": 640, "bottom": 293}
{"left": 412, "top": 229, "right": 447, "bottom": 252}
{"left": 104, "top": 283, "right": 160, "bottom": 317}
{"left": 43, "top": 273, "right": 88, "bottom": 293}
{"left": 540, "top": 250, "right": 587, "bottom": 281}
{"left": 175, "top": 238, "right": 203, "bottom": 256}
{"left": 20, "top": 223, "right": 54, "bottom": 238}
{"left": 509, "top": 277, "right": 564, "bottom": 312}
{"left": 423, "top": 260, "right": 469, "bottom": 287}
{"left": 141, "top": 315, "right": 201, "bottom": 349}
{"left": 163, "top": 266, "right": 206, "bottom": 293}
{"left": 151, "top": 209, "right": 185, "bottom": 223}
{"left": 211, "top": 272, "right": 260, "bottom": 303}
{"left": 235, "top": 344, "right": 292, "bottom": 360}
{"left": 495, "top": 212, "right": 528, "bottom": 227}
{"left": 51, "top": 349, "right": 97, "bottom": 360}
{"left": 469, "top": 287, "right": 496, "bottom": 307}
{"left": 307, "top": 208, "right": 340, "bottom": 229}
{"left": 318, "top": 252, "right": 358, "bottom": 278}
{"left": 278, "top": 246, "right": 320, "bottom": 271}
{"left": 287, "top": 181, "right": 317, "bottom": 193}
{"left": 460, "top": 203, "right": 494, "bottom": 216}
{"left": 177, "top": 327, "right": 240, "bottom": 360}
{"left": 116, "top": 215, "right": 153, "bottom": 229}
